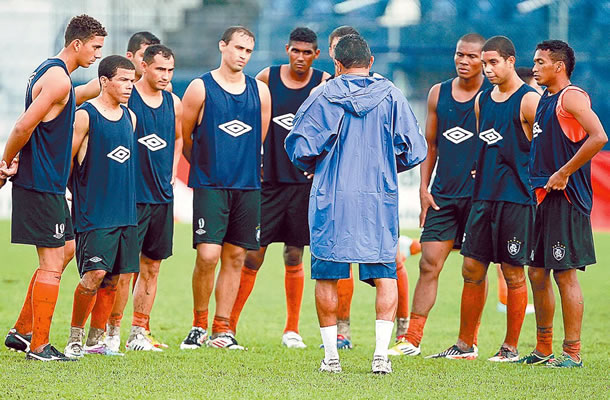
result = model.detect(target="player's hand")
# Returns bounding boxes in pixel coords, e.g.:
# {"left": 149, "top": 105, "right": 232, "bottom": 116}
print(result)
{"left": 544, "top": 169, "right": 569, "bottom": 192}
{"left": 303, "top": 171, "right": 314, "bottom": 180}
{"left": 419, "top": 189, "right": 439, "bottom": 228}
{"left": 0, "top": 155, "right": 20, "bottom": 179}
{"left": 0, "top": 177, "right": 6, "bottom": 189}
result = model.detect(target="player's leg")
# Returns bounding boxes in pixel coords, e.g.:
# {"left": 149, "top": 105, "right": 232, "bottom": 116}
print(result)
{"left": 496, "top": 264, "right": 508, "bottom": 311}
{"left": 552, "top": 268, "right": 583, "bottom": 366}
{"left": 282, "top": 245, "right": 306, "bottom": 347}
{"left": 336, "top": 269, "right": 354, "bottom": 348}
{"left": 395, "top": 248, "right": 409, "bottom": 338}
{"left": 84, "top": 273, "right": 121, "bottom": 354}
{"left": 228, "top": 246, "right": 267, "bottom": 333}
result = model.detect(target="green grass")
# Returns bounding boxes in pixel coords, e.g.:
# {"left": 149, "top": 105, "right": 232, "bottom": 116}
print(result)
{"left": 1, "top": 221, "right": 609, "bottom": 399}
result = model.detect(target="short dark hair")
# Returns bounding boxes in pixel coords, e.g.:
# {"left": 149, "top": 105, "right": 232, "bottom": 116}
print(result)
{"left": 482, "top": 36, "right": 516, "bottom": 59}
{"left": 64, "top": 14, "right": 107, "bottom": 47}
{"left": 536, "top": 40, "right": 575, "bottom": 78}
{"left": 127, "top": 31, "right": 160, "bottom": 54}
{"left": 289, "top": 27, "right": 318, "bottom": 49}
{"left": 98, "top": 55, "right": 135, "bottom": 80}
{"left": 328, "top": 26, "right": 360, "bottom": 46}
{"left": 334, "top": 34, "right": 371, "bottom": 69}
{"left": 143, "top": 44, "right": 175, "bottom": 65}
{"left": 459, "top": 33, "right": 485, "bottom": 46}
{"left": 221, "top": 26, "right": 255, "bottom": 44}
{"left": 516, "top": 66, "right": 534, "bottom": 82}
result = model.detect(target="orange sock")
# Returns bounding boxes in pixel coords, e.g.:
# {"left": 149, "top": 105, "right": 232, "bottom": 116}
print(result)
{"left": 132, "top": 311, "right": 149, "bottom": 329}
{"left": 14, "top": 269, "right": 38, "bottom": 335}
{"left": 396, "top": 262, "right": 409, "bottom": 319}
{"left": 563, "top": 339, "right": 580, "bottom": 360}
{"left": 458, "top": 281, "right": 486, "bottom": 348}
{"left": 337, "top": 269, "right": 354, "bottom": 320}
{"left": 30, "top": 269, "right": 62, "bottom": 352}
{"left": 504, "top": 281, "right": 527, "bottom": 348}
{"left": 229, "top": 267, "right": 258, "bottom": 332}
{"left": 193, "top": 309, "right": 208, "bottom": 330}
{"left": 535, "top": 326, "right": 553, "bottom": 356}
{"left": 405, "top": 313, "right": 427, "bottom": 347}
{"left": 497, "top": 266, "right": 508, "bottom": 305}
{"left": 145, "top": 319, "right": 150, "bottom": 332}
{"left": 108, "top": 311, "right": 123, "bottom": 328}
{"left": 284, "top": 263, "right": 304, "bottom": 333}
{"left": 90, "top": 284, "right": 118, "bottom": 331}
{"left": 71, "top": 283, "right": 97, "bottom": 329}
{"left": 212, "top": 315, "right": 231, "bottom": 335}
{"left": 473, "top": 320, "right": 481, "bottom": 346}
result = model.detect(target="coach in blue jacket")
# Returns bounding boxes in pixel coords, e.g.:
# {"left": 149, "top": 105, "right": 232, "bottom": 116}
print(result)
{"left": 285, "top": 34, "right": 427, "bottom": 374}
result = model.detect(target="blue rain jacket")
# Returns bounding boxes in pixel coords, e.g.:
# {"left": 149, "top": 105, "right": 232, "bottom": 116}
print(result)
{"left": 285, "top": 74, "right": 427, "bottom": 263}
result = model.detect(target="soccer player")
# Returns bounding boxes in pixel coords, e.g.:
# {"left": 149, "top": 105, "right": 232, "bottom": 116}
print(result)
{"left": 515, "top": 40, "right": 607, "bottom": 367}
{"left": 180, "top": 26, "right": 271, "bottom": 350}
{"left": 102, "top": 44, "right": 182, "bottom": 352}
{"left": 516, "top": 66, "right": 544, "bottom": 95}
{"left": 388, "top": 34, "right": 491, "bottom": 357}
{"left": 63, "top": 55, "right": 139, "bottom": 358}
{"left": 286, "top": 34, "right": 427, "bottom": 374}
{"left": 1, "top": 15, "right": 106, "bottom": 361}
{"left": 428, "top": 36, "right": 540, "bottom": 361}
{"left": 228, "top": 27, "right": 329, "bottom": 348}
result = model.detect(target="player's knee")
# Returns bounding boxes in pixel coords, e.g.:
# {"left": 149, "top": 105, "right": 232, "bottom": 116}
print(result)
{"left": 82, "top": 270, "right": 107, "bottom": 290}
{"left": 283, "top": 246, "right": 303, "bottom": 266}
{"left": 196, "top": 248, "right": 221, "bottom": 269}
{"left": 501, "top": 265, "right": 526, "bottom": 288}
{"left": 528, "top": 267, "right": 548, "bottom": 290}
{"left": 552, "top": 269, "right": 577, "bottom": 287}
{"left": 461, "top": 262, "right": 486, "bottom": 284}
{"left": 101, "top": 273, "right": 119, "bottom": 289}
{"left": 419, "top": 256, "right": 442, "bottom": 279}
{"left": 244, "top": 249, "right": 264, "bottom": 270}
{"left": 37, "top": 246, "right": 64, "bottom": 271}
{"left": 140, "top": 257, "right": 161, "bottom": 279}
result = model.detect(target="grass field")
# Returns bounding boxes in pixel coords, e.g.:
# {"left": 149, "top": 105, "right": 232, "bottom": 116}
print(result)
{"left": 1, "top": 221, "right": 609, "bottom": 399}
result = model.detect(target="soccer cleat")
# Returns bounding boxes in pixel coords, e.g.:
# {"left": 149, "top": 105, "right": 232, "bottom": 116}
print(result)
{"left": 371, "top": 355, "right": 392, "bottom": 374}
{"left": 488, "top": 346, "right": 519, "bottom": 362}
{"left": 282, "top": 331, "right": 307, "bottom": 349}
{"left": 547, "top": 353, "right": 583, "bottom": 368}
{"left": 497, "top": 302, "right": 535, "bottom": 315}
{"left": 146, "top": 331, "right": 169, "bottom": 349}
{"left": 83, "top": 342, "right": 124, "bottom": 356}
{"left": 525, "top": 304, "right": 535, "bottom": 315}
{"left": 513, "top": 350, "right": 554, "bottom": 365}
{"left": 206, "top": 333, "right": 245, "bottom": 350}
{"left": 388, "top": 337, "right": 421, "bottom": 356}
{"left": 337, "top": 334, "right": 353, "bottom": 350}
{"left": 27, "top": 344, "right": 76, "bottom": 361}
{"left": 5, "top": 329, "right": 31, "bottom": 353}
{"left": 319, "top": 358, "right": 342, "bottom": 373}
{"left": 425, "top": 344, "right": 478, "bottom": 360}
{"left": 64, "top": 341, "right": 85, "bottom": 358}
{"left": 180, "top": 327, "right": 208, "bottom": 350}
{"left": 104, "top": 334, "right": 121, "bottom": 353}
{"left": 126, "top": 333, "right": 162, "bottom": 352}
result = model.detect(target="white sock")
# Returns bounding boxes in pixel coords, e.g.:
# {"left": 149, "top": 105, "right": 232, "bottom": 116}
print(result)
{"left": 320, "top": 325, "right": 339, "bottom": 361}
{"left": 374, "top": 319, "right": 394, "bottom": 358}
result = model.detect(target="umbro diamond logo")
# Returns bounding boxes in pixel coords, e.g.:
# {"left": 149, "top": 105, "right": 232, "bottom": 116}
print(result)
{"left": 443, "top": 127, "right": 474, "bottom": 144}
{"left": 532, "top": 122, "right": 542, "bottom": 138}
{"left": 479, "top": 128, "right": 503, "bottom": 145}
{"left": 218, "top": 120, "right": 252, "bottom": 137}
{"left": 107, "top": 146, "right": 131, "bottom": 163}
{"left": 195, "top": 218, "right": 206, "bottom": 236}
{"left": 272, "top": 113, "right": 295, "bottom": 131}
{"left": 53, "top": 223, "right": 65, "bottom": 239}
{"left": 89, "top": 256, "right": 102, "bottom": 263}
{"left": 138, "top": 134, "right": 167, "bottom": 151}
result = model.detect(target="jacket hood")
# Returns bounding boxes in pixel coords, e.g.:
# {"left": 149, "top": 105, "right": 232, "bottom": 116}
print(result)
{"left": 322, "top": 74, "right": 394, "bottom": 116}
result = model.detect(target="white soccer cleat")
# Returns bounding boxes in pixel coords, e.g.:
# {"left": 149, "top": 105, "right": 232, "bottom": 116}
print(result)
{"left": 319, "top": 358, "right": 342, "bottom": 373}
{"left": 104, "top": 334, "right": 121, "bottom": 353}
{"left": 282, "top": 331, "right": 307, "bottom": 349}
{"left": 126, "top": 333, "right": 162, "bottom": 352}
{"left": 388, "top": 338, "right": 421, "bottom": 356}
{"left": 206, "top": 333, "right": 245, "bottom": 350}
{"left": 64, "top": 341, "right": 84, "bottom": 359}
{"left": 180, "top": 327, "right": 208, "bottom": 350}
{"left": 371, "top": 355, "right": 392, "bottom": 374}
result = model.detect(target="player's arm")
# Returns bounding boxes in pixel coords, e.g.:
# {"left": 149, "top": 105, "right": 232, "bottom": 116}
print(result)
{"left": 71, "top": 109, "right": 90, "bottom": 174}
{"left": 172, "top": 93, "right": 184, "bottom": 185}
{"left": 520, "top": 91, "right": 541, "bottom": 141}
{"left": 129, "top": 109, "right": 137, "bottom": 132}
{"left": 545, "top": 90, "right": 608, "bottom": 191}
{"left": 74, "top": 78, "right": 101, "bottom": 106}
{"left": 255, "top": 67, "right": 270, "bottom": 85}
{"left": 2, "top": 67, "right": 72, "bottom": 167}
{"left": 418, "top": 83, "right": 441, "bottom": 227}
{"left": 257, "top": 79, "right": 272, "bottom": 143}
{"left": 181, "top": 78, "right": 206, "bottom": 163}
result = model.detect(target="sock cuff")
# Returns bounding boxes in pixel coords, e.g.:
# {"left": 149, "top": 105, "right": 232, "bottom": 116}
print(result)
{"left": 242, "top": 266, "right": 258, "bottom": 276}
{"left": 376, "top": 319, "right": 394, "bottom": 327}
{"left": 36, "top": 269, "right": 61, "bottom": 285}
{"left": 285, "top": 263, "right": 304, "bottom": 272}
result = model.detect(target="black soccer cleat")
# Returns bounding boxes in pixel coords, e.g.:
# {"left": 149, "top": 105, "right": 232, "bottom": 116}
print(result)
{"left": 26, "top": 344, "right": 77, "bottom": 362}
{"left": 5, "top": 329, "right": 32, "bottom": 353}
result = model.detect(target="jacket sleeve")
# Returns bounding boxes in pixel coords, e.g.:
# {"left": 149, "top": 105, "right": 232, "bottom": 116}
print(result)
{"left": 392, "top": 92, "right": 427, "bottom": 172}
{"left": 285, "top": 93, "right": 343, "bottom": 173}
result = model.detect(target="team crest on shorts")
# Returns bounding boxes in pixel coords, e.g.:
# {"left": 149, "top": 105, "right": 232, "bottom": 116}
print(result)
{"left": 552, "top": 242, "right": 566, "bottom": 261}
{"left": 507, "top": 237, "right": 522, "bottom": 256}
{"left": 196, "top": 218, "right": 206, "bottom": 235}
{"left": 53, "top": 223, "right": 65, "bottom": 239}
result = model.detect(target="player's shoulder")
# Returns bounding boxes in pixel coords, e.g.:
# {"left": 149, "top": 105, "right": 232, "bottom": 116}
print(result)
{"left": 38, "top": 66, "right": 72, "bottom": 92}
{"left": 560, "top": 85, "right": 590, "bottom": 107}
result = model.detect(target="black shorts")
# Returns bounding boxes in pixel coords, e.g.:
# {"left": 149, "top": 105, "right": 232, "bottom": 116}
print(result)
{"left": 11, "top": 185, "right": 74, "bottom": 248}
{"left": 420, "top": 196, "right": 471, "bottom": 249}
{"left": 137, "top": 202, "right": 173, "bottom": 260}
{"left": 460, "top": 200, "right": 534, "bottom": 266}
{"left": 260, "top": 182, "right": 311, "bottom": 247}
{"left": 530, "top": 190, "right": 595, "bottom": 270}
{"left": 192, "top": 188, "right": 261, "bottom": 250}
{"left": 75, "top": 226, "right": 139, "bottom": 277}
